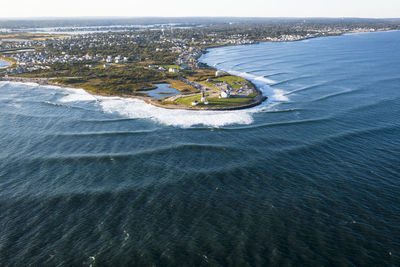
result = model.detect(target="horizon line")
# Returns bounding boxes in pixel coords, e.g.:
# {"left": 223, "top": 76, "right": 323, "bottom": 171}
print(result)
{"left": 0, "top": 16, "right": 399, "bottom": 20}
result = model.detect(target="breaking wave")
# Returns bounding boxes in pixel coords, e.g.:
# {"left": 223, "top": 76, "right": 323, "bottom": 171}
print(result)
{"left": 2, "top": 81, "right": 264, "bottom": 128}
{"left": 226, "top": 70, "right": 290, "bottom": 102}
{"left": 45, "top": 84, "right": 257, "bottom": 128}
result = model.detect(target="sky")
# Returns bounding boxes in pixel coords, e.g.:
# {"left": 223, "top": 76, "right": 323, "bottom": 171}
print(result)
{"left": 1, "top": 0, "right": 399, "bottom": 18}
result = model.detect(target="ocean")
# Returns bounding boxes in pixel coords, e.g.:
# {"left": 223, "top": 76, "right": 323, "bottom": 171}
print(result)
{"left": 0, "top": 31, "right": 399, "bottom": 266}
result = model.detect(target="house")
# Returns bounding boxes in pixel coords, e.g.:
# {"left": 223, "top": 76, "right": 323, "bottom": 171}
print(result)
{"left": 115, "top": 55, "right": 123, "bottom": 63}
{"left": 169, "top": 68, "right": 179, "bottom": 73}
{"left": 220, "top": 90, "right": 231, "bottom": 98}
{"left": 106, "top": 56, "right": 113, "bottom": 63}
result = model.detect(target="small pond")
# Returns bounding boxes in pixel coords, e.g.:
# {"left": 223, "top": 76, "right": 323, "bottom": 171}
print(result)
{"left": 0, "top": 59, "right": 11, "bottom": 69}
{"left": 142, "top": 83, "right": 180, "bottom": 98}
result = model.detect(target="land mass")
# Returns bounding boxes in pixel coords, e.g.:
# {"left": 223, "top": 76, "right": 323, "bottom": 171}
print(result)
{"left": 1, "top": 18, "right": 399, "bottom": 110}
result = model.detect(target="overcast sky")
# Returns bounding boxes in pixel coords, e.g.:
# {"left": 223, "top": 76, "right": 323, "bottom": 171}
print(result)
{"left": 1, "top": 0, "right": 399, "bottom": 18}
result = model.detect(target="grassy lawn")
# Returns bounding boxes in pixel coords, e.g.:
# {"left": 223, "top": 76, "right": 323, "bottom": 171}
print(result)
{"left": 198, "top": 80, "right": 216, "bottom": 89}
{"left": 175, "top": 94, "right": 255, "bottom": 108}
{"left": 184, "top": 68, "right": 216, "bottom": 81}
{"left": 162, "top": 64, "right": 181, "bottom": 69}
{"left": 213, "top": 75, "right": 249, "bottom": 89}
{"left": 53, "top": 77, "right": 156, "bottom": 96}
{"left": 165, "top": 79, "right": 199, "bottom": 93}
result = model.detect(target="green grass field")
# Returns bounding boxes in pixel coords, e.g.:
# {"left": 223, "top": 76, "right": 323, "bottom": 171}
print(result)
{"left": 162, "top": 65, "right": 181, "bottom": 70}
{"left": 213, "top": 75, "right": 250, "bottom": 89}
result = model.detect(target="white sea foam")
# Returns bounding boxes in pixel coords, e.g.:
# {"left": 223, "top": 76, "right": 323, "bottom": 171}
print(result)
{"left": 98, "top": 97, "right": 255, "bottom": 128}
{"left": 227, "top": 70, "right": 290, "bottom": 102}
{"left": 14, "top": 83, "right": 253, "bottom": 127}
{"left": 271, "top": 89, "right": 289, "bottom": 102}
{"left": 58, "top": 88, "right": 98, "bottom": 102}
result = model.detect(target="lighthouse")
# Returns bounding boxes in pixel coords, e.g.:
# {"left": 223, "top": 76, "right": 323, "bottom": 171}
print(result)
{"left": 201, "top": 90, "right": 206, "bottom": 103}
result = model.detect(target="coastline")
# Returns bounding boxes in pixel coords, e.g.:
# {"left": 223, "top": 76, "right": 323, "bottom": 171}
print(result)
{"left": 0, "top": 76, "right": 267, "bottom": 111}
{"left": 2, "top": 29, "right": 395, "bottom": 111}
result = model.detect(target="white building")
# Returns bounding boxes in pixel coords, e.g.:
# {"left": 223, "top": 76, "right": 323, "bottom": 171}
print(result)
{"left": 220, "top": 90, "right": 231, "bottom": 98}
{"left": 114, "top": 55, "right": 123, "bottom": 63}
{"left": 169, "top": 68, "right": 179, "bottom": 73}
{"left": 106, "top": 56, "right": 113, "bottom": 63}
{"left": 216, "top": 70, "right": 224, "bottom": 76}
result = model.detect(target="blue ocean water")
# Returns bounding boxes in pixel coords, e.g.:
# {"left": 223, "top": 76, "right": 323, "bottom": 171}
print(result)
{"left": 0, "top": 31, "right": 399, "bottom": 266}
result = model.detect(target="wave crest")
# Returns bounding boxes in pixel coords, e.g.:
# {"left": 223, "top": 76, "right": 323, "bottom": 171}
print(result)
{"left": 98, "top": 97, "right": 255, "bottom": 128}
